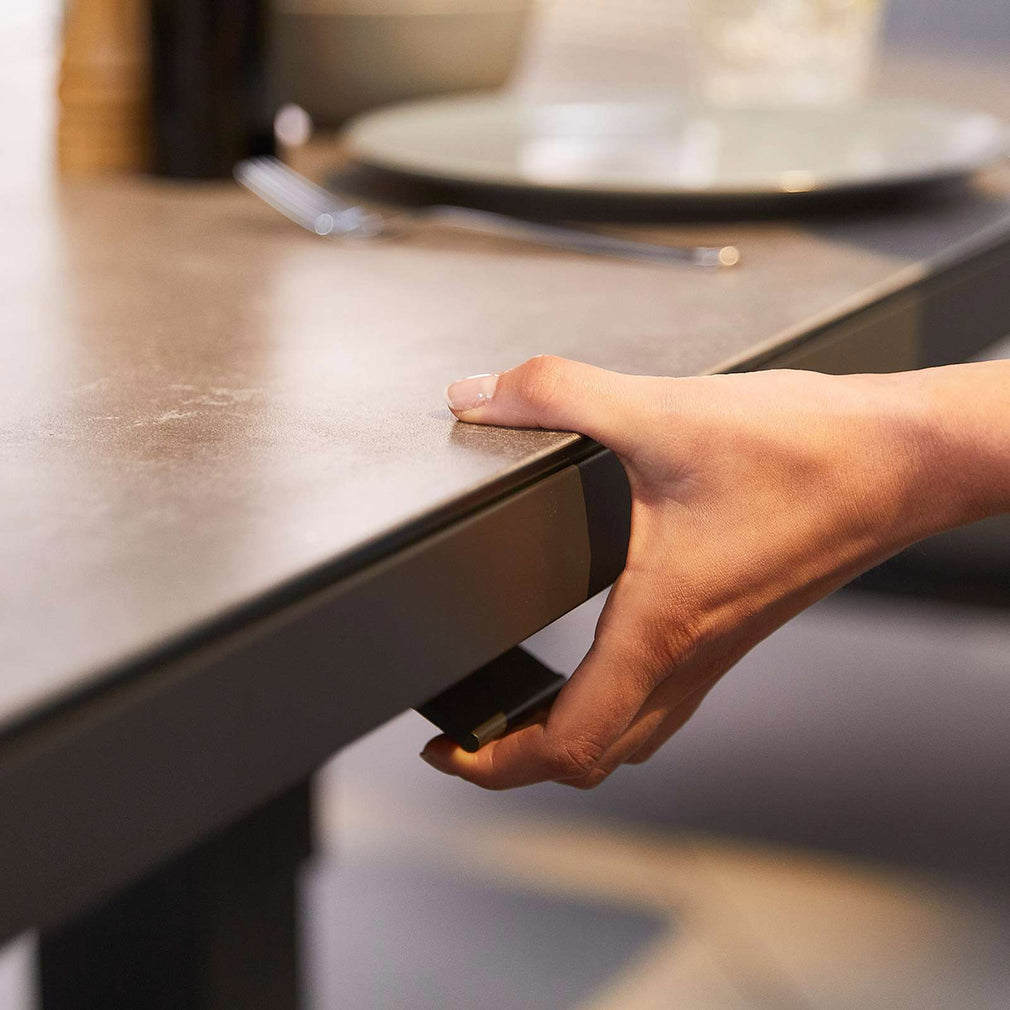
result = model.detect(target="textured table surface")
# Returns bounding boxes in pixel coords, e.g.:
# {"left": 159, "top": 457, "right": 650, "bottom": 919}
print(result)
{"left": 1, "top": 48, "right": 1008, "bottom": 733}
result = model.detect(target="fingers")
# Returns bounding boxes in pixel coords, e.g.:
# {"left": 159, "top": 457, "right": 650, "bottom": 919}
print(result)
{"left": 418, "top": 644, "right": 636, "bottom": 788}
{"left": 419, "top": 717, "right": 595, "bottom": 791}
{"left": 560, "top": 665, "right": 720, "bottom": 787}
{"left": 418, "top": 579, "right": 679, "bottom": 790}
{"left": 419, "top": 667, "right": 712, "bottom": 790}
{"left": 622, "top": 677, "right": 717, "bottom": 766}
{"left": 420, "top": 643, "right": 723, "bottom": 790}
{"left": 555, "top": 704, "right": 670, "bottom": 789}
{"left": 444, "top": 356, "right": 654, "bottom": 457}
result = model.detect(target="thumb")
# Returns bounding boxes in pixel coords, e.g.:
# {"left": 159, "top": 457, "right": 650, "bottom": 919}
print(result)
{"left": 445, "top": 356, "right": 650, "bottom": 453}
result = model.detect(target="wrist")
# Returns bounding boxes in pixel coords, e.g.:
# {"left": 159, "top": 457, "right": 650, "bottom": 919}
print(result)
{"left": 818, "top": 369, "right": 977, "bottom": 566}
{"left": 896, "top": 362, "right": 1010, "bottom": 529}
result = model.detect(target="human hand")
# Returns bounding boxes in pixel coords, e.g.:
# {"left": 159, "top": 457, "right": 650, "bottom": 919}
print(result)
{"left": 421, "top": 356, "right": 1005, "bottom": 789}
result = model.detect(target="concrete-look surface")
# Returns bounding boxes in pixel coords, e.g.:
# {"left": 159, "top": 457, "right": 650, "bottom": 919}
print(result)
{"left": 3, "top": 31, "right": 1010, "bottom": 732}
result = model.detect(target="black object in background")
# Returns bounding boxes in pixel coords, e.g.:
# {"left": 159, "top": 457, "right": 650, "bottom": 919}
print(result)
{"left": 150, "top": 0, "right": 275, "bottom": 178}
{"left": 416, "top": 648, "right": 567, "bottom": 753}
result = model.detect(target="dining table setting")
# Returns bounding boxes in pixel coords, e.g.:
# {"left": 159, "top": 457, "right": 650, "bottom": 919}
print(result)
{"left": 1, "top": 0, "right": 1008, "bottom": 1006}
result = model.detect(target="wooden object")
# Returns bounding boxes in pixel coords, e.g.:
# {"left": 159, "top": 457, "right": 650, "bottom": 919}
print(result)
{"left": 58, "top": 0, "right": 150, "bottom": 174}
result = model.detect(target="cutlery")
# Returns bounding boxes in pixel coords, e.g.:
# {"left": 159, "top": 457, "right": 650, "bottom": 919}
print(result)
{"left": 235, "top": 156, "right": 740, "bottom": 267}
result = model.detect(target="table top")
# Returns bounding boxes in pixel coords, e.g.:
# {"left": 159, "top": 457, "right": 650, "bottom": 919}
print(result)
{"left": 2, "top": 29, "right": 1010, "bottom": 943}
{"left": 1, "top": 49, "right": 1009, "bottom": 737}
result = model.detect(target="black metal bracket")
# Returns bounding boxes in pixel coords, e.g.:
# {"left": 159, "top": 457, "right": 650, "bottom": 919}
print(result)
{"left": 416, "top": 647, "right": 566, "bottom": 752}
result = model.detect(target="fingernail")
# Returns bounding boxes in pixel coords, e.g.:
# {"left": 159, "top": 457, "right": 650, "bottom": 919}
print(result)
{"left": 445, "top": 373, "right": 498, "bottom": 413}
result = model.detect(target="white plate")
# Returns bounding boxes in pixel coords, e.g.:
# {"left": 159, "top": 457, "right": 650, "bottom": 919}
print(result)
{"left": 346, "top": 93, "right": 1008, "bottom": 199}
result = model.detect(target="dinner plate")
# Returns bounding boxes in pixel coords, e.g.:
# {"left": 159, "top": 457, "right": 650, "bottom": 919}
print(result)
{"left": 345, "top": 93, "right": 1008, "bottom": 200}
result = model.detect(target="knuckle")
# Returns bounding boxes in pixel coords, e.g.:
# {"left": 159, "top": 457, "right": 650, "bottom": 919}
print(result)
{"left": 513, "top": 355, "right": 565, "bottom": 413}
{"left": 550, "top": 734, "right": 607, "bottom": 779}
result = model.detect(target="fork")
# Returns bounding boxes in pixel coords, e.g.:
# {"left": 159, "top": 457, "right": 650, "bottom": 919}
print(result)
{"left": 234, "top": 157, "right": 740, "bottom": 268}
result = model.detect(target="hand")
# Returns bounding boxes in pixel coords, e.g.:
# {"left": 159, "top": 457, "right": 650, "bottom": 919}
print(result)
{"left": 420, "top": 356, "right": 1007, "bottom": 789}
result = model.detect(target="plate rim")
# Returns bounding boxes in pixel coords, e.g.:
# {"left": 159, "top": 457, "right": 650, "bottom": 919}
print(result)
{"left": 344, "top": 91, "right": 1010, "bottom": 199}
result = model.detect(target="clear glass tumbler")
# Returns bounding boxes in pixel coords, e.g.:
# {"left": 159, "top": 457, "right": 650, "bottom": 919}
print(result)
{"left": 689, "top": 0, "right": 885, "bottom": 107}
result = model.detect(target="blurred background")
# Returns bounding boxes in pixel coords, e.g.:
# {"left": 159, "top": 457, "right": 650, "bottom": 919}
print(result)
{"left": 1, "top": 0, "right": 1008, "bottom": 1007}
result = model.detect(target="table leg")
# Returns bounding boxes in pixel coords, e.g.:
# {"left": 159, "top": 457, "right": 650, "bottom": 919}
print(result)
{"left": 37, "top": 780, "right": 313, "bottom": 1010}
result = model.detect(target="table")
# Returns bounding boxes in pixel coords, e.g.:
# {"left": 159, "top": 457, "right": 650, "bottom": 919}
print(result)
{"left": 1, "top": 43, "right": 1008, "bottom": 1007}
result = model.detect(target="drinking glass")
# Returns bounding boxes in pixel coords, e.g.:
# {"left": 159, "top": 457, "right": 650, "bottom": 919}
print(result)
{"left": 689, "top": 0, "right": 885, "bottom": 107}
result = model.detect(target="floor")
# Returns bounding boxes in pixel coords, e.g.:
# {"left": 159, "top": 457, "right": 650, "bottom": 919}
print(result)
{"left": 306, "top": 589, "right": 1010, "bottom": 1010}
{"left": 5, "top": 589, "right": 1007, "bottom": 1009}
